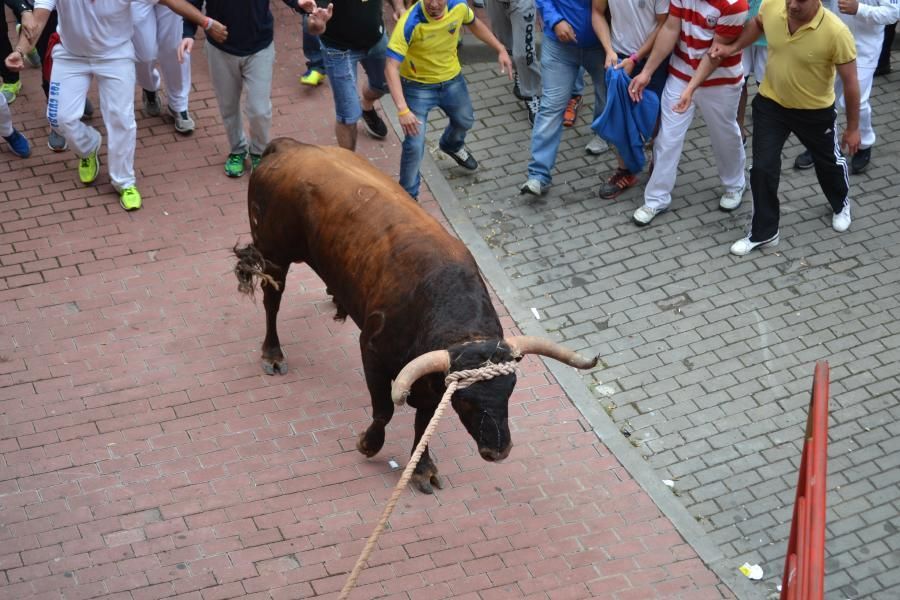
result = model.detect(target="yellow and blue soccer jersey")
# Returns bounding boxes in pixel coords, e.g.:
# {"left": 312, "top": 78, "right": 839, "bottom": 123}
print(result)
{"left": 387, "top": 0, "right": 475, "bottom": 84}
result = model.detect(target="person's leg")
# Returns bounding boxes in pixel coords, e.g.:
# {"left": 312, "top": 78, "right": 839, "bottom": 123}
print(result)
{"left": 525, "top": 37, "right": 580, "bottom": 187}
{"left": 242, "top": 42, "right": 275, "bottom": 158}
{"left": 875, "top": 22, "right": 896, "bottom": 76}
{"left": 0, "top": 18, "right": 20, "bottom": 88}
{"left": 437, "top": 74, "right": 475, "bottom": 153}
{"left": 582, "top": 46, "right": 607, "bottom": 121}
{"left": 0, "top": 91, "right": 13, "bottom": 137}
{"left": 301, "top": 14, "right": 324, "bottom": 73}
{"left": 792, "top": 104, "right": 850, "bottom": 217}
{"left": 358, "top": 34, "right": 389, "bottom": 139}
{"left": 37, "top": 10, "right": 58, "bottom": 99}
{"left": 398, "top": 79, "right": 437, "bottom": 198}
{"left": 206, "top": 43, "right": 248, "bottom": 156}
{"left": 131, "top": 1, "right": 161, "bottom": 97}
{"left": 95, "top": 57, "right": 138, "bottom": 191}
{"left": 321, "top": 43, "right": 363, "bottom": 150}
{"left": 642, "top": 77, "right": 695, "bottom": 212}
{"left": 747, "top": 95, "right": 792, "bottom": 242}
{"left": 155, "top": 4, "right": 192, "bottom": 114}
{"left": 507, "top": 0, "right": 540, "bottom": 99}
{"left": 694, "top": 83, "right": 746, "bottom": 194}
{"left": 47, "top": 56, "right": 96, "bottom": 158}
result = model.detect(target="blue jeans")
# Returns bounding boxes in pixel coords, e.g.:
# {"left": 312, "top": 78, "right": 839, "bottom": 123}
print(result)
{"left": 527, "top": 37, "right": 607, "bottom": 186}
{"left": 400, "top": 74, "right": 474, "bottom": 198}
{"left": 301, "top": 15, "right": 323, "bottom": 71}
{"left": 321, "top": 34, "right": 388, "bottom": 124}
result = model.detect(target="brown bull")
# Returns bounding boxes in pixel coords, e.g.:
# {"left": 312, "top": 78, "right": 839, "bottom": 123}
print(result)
{"left": 234, "top": 138, "right": 597, "bottom": 493}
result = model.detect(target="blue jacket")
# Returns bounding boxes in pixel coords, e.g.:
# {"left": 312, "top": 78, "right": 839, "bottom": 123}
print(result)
{"left": 592, "top": 68, "right": 659, "bottom": 174}
{"left": 536, "top": 0, "right": 600, "bottom": 48}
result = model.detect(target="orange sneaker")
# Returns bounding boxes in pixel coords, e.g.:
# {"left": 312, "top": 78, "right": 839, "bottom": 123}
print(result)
{"left": 563, "top": 95, "right": 582, "bottom": 127}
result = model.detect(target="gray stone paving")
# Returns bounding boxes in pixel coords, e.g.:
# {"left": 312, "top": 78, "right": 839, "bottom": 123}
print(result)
{"left": 421, "top": 38, "right": 900, "bottom": 599}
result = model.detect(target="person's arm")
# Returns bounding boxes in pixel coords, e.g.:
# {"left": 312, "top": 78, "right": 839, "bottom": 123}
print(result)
{"left": 626, "top": 10, "right": 667, "bottom": 71}
{"left": 385, "top": 56, "right": 421, "bottom": 137}
{"left": 465, "top": 17, "right": 514, "bottom": 78}
{"left": 708, "top": 15, "right": 763, "bottom": 58}
{"left": 627, "top": 13, "right": 680, "bottom": 101}
{"left": 160, "top": 0, "right": 227, "bottom": 43}
{"left": 591, "top": 0, "right": 616, "bottom": 68}
{"left": 836, "top": 59, "right": 860, "bottom": 155}
{"left": 5, "top": 4, "right": 49, "bottom": 71}
{"left": 837, "top": 0, "right": 900, "bottom": 26}
{"left": 535, "top": 0, "right": 566, "bottom": 35}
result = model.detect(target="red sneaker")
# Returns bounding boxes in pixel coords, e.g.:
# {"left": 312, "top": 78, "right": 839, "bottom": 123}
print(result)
{"left": 563, "top": 95, "right": 582, "bottom": 127}
{"left": 598, "top": 168, "right": 638, "bottom": 199}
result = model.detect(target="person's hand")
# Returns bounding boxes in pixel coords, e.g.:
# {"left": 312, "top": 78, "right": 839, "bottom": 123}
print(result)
{"left": 553, "top": 20, "right": 577, "bottom": 44}
{"left": 672, "top": 86, "right": 694, "bottom": 113}
{"left": 297, "top": 0, "right": 317, "bottom": 11}
{"left": 308, "top": 3, "right": 333, "bottom": 32}
{"left": 206, "top": 19, "right": 228, "bottom": 43}
{"left": 19, "top": 11, "right": 37, "bottom": 43}
{"left": 837, "top": 0, "right": 859, "bottom": 14}
{"left": 398, "top": 109, "right": 421, "bottom": 138}
{"left": 708, "top": 41, "right": 734, "bottom": 60}
{"left": 604, "top": 52, "right": 617, "bottom": 70}
{"left": 177, "top": 38, "right": 194, "bottom": 63}
{"left": 628, "top": 70, "right": 650, "bottom": 102}
{"left": 4, "top": 51, "right": 25, "bottom": 72}
{"left": 841, "top": 127, "right": 860, "bottom": 155}
{"left": 498, "top": 48, "right": 513, "bottom": 80}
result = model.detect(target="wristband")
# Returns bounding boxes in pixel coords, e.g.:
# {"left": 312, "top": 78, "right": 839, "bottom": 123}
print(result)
{"left": 397, "top": 108, "right": 411, "bottom": 117}
{"left": 629, "top": 53, "right": 639, "bottom": 63}
{"left": 204, "top": 17, "right": 214, "bottom": 31}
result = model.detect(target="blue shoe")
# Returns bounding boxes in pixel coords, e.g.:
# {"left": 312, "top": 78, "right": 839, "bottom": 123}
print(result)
{"left": 4, "top": 129, "right": 31, "bottom": 158}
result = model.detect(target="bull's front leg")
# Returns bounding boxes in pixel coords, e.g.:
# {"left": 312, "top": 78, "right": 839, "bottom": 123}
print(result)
{"left": 261, "top": 262, "right": 289, "bottom": 375}
{"left": 356, "top": 352, "right": 395, "bottom": 458}
{"left": 410, "top": 407, "right": 443, "bottom": 494}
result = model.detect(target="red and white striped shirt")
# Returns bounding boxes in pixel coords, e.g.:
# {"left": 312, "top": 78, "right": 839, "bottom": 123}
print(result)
{"left": 668, "top": 0, "right": 748, "bottom": 86}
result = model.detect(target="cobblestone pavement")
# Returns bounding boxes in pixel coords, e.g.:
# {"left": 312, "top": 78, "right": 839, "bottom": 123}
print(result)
{"left": 417, "top": 34, "right": 900, "bottom": 600}
{"left": 0, "top": 5, "right": 735, "bottom": 600}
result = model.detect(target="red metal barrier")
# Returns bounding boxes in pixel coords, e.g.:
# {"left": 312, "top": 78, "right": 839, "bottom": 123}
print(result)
{"left": 780, "top": 361, "right": 829, "bottom": 600}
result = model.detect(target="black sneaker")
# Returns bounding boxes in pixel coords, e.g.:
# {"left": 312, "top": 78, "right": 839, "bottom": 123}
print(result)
{"left": 850, "top": 147, "right": 871, "bottom": 174}
{"left": 443, "top": 146, "right": 478, "bottom": 170}
{"left": 794, "top": 149, "right": 814, "bottom": 170}
{"left": 525, "top": 96, "right": 540, "bottom": 126}
{"left": 513, "top": 71, "right": 525, "bottom": 100}
{"left": 361, "top": 109, "right": 387, "bottom": 139}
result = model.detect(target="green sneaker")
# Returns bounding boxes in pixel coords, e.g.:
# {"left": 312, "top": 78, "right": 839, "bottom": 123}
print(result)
{"left": 79, "top": 137, "right": 101, "bottom": 184}
{"left": 1, "top": 80, "right": 22, "bottom": 104}
{"left": 250, "top": 153, "right": 262, "bottom": 171}
{"left": 225, "top": 152, "right": 246, "bottom": 177}
{"left": 119, "top": 186, "right": 142, "bottom": 211}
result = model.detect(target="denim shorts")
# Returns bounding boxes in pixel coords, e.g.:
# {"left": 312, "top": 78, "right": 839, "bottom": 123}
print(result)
{"left": 321, "top": 34, "right": 389, "bottom": 124}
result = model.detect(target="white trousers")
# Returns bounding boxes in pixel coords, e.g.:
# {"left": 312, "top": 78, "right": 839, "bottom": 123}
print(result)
{"left": 132, "top": 3, "right": 191, "bottom": 112}
{"left": 47, "top": 49, "right": 137, "bottom": 190}
{"left": 835, "top": 64, "right": 876, "bottom": 150}
{"left": 645, "top": 76, "right": 746, "bottom": 211}
{"left": 0, "top": 93, "right": 12, "bottom": 138}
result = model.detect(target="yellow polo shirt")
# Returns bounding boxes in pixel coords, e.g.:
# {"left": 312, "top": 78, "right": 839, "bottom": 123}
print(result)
{"left": 758, "top": 0, "right": 856, "bottom": 109}
{"left": 387, "top": 0, "right": 475, "bottom": 84}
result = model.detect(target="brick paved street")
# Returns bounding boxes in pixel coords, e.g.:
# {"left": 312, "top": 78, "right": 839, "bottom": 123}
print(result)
{"left": 417, "top": 29, "right": 900, "bottom": 600}
{"left": 0, "top": 5, "right": 738, "bottom": 600}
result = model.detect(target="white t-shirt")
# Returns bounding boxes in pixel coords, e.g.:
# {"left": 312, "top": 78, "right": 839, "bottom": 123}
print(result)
{"left": 35, "top": 0, "right": 159, "bottom": 60}
{"left": 609, "top": 0, "right": 669, "bottom": 55}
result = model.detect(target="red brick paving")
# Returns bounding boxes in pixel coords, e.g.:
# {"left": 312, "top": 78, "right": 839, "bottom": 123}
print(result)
{"left": 0, "top": 5, "right": 732, "bottom": 599}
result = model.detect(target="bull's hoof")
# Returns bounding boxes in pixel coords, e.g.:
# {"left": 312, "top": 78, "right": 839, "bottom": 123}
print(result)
{"left": 356, "top": 428, "right": 385, "bottom": 458}
{"left": 410, "top": 471, "right": 443, "bottom": 495}
{"left": 261, "top": 358, "right": 287, "bottom": 375}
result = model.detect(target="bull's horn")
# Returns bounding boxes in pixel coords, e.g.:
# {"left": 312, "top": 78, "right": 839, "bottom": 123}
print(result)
{"left": 505, "top": 336, "right": 598, "bottom": 369}
{"left": 390, "top": 350, "right": 451, "bottom": 406}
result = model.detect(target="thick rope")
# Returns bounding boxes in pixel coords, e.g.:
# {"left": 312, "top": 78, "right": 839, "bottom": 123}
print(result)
{"left": 338, "top": 360, "right": 518, "bottom": 599}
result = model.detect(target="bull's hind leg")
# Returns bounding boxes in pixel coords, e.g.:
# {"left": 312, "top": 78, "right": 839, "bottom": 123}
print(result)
{"left": 261, "top": 261, "right": 289, "bottom": 375}
{"left": 356, "top": 351, "right": 395, "bottom": 458}
{"left": 410, "top": 408, "right": 443, "bottom": 495}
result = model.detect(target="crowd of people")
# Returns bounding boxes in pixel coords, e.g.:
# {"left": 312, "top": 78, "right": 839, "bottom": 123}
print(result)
{"left": 0, "top": 0, "right": 897, "bottom": 255}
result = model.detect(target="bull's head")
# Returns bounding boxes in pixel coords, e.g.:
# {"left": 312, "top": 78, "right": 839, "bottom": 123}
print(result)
{"left": 391, "top": 337, "right": 598, "bottom": 463}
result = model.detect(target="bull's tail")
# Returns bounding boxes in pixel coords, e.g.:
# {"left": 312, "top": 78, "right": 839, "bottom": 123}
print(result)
{"left": 233, "top": 243, "right": 280, "bottom": 298}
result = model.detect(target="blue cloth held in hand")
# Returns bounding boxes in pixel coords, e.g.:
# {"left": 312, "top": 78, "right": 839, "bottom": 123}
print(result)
{"left": 591, "top": 68, "right": 660, "bottom": 174}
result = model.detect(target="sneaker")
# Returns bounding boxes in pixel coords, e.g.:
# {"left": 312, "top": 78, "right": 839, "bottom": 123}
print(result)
{"left": 850, "top": 147, "right": 870, "bottom": 174}
{"left": 730, "top": 232, "right": 779, "bottom": 256}
{"left": 83, "top": 97, "right": 94, "bottom": 118}
{"left": 79, "top": 136, "right": 101, "bottom": 184}
{"left": 119, "top": 186, "right": 142, "bottom": 211}
{"left": 586, "top": 136, "right": 609, "bottom": 155}
{"left": 167, "top": 105, "right": 195, "bottom": 134}
{"left": 520, "top": 178, "right": 546, "bottom": 196}
{"left": 513, "top": 72, "right": 525, "bottom": 100}
{"left": 633, "top": 205, "right": 663, "bottom": 226}
{"left": 361, "top": 108, "right": 387, "bottom": 139}
{"left": 250, "top": 153, "right": 262, "bottom": 171}
{"left": 525, "top": 96, "right": 540, "bottom": 126}
{"left": 48, "top": 130, "right": 68, "bottom": 152}
{"left": 15, "top": 24, "right": 41, "bottom": 67}
{"left": 142, "top": 89, "right": 162, "bottom": 117}
{"left": 598, "top": 168, "right": 637, "bottom": 199}
{"left": 443, "top": 146, "right": 478, "bottom": 170}
{"left": 299, "top": 68, "right": 326, "bottom": 86}
{"left": 832, "top": 203, "right": 851, "bottom": 232}
{"left": 1, "top": 80, "right": 22, "bottom": 104}
{"left": 3, "top": 129, "right": 31, "bottom": 158}
{"left": 719, "top": 185, "right": 746, "bottom": 211}
{"left": 563, "top": 95, "right": 582, "bottom": 127}
{"left": 225, "top": 152, "right": 247, "bottom": 178}
{"left": 794, "top": 149, "right": 813, "bottom": 170}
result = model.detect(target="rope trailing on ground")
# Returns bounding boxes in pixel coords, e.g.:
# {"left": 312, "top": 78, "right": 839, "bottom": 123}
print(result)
{"left": 338, "top": 360, "right": 518, "bottom": 599}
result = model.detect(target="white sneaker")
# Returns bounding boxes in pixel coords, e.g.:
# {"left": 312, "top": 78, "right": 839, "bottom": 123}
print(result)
{"left": 730, "top": 232, "right": 779, "bottom": 256}
{"left": 168, "top": 106, "right": 195, "bottom": 134}
{"left": 832, "top": 203, "right": 851, "bottom": 232}
{"left": 633, "top": 205, "right": 663, "bottom": 226}
{"left": 719, "top": 185, "right": 745, "bottom": 211}
{"left": 520, "top": 178, "right": 546, "bottom": 196}
{"left": 585, "top": 136, "right": 609, "bottom": 155}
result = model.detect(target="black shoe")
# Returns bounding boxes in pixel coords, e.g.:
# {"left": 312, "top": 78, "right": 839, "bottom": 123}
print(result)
{"left": 851, "top": 147, "right": 871, "bottom": 174}
{"left": 794, "top": 149, "right": 814, "bottom": 170}
{"left": 874, "top": 64, "right": 891, "bottom": 77}
{"left": 525, "top": 96, "right": 540, "bottom": 126}
{"left": 442, "top": 146, "right": 478, "bottom": 170}
{"left": 513, "top": 71, "right": 525, "bottom": 100}
{"left": 361, "top": 108, "right": 387, "bottom": 139}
